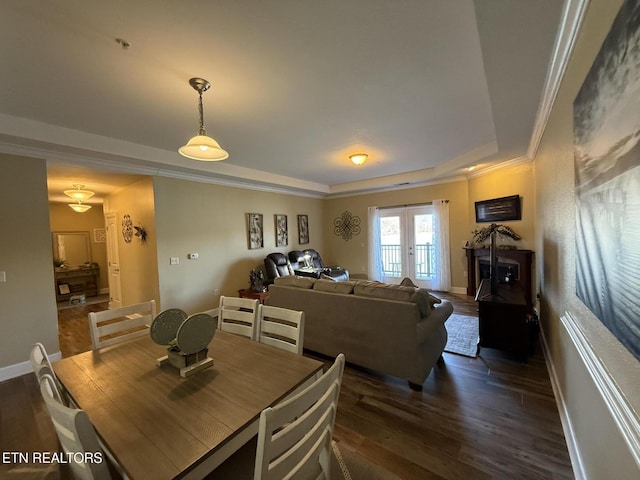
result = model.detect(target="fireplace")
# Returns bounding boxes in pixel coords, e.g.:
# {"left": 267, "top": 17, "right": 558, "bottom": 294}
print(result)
{"left": 465, "top": 248, "right": 534, "bottom": 307}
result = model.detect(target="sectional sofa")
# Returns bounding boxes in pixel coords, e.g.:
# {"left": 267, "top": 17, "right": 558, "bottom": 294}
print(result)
{"left": 265, "top": 276, "right": 454, "bottom": 390}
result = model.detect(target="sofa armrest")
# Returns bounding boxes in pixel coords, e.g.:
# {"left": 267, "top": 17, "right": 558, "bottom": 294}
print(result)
{"left": 416, "top": 300, "right": 453, "bottom": 344}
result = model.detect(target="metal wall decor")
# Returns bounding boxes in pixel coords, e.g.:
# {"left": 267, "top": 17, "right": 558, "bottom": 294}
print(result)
{"left": 247, "top": 213, "right": 264, "bottom": 249}
{"left": 122, "top": 214, "right": 133, "bottom": 243}
{"left": 297, "top": 215, "right": 309, "bottom": 244}
{"left": 275, "top": 214, "right": 288, "bottom": 247}
{"left": 333, "top": 211, "right": 361, "bottom": 241}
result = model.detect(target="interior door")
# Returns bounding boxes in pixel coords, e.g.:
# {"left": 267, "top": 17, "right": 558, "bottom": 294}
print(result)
{"left": 105, "top": 213, "right": 122, "bottom": 309}
{"left": 379, "top": 206, "right": 433, "bottom": 288}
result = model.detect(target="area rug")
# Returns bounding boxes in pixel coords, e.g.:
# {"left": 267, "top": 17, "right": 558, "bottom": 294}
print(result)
{"left": 444, "top": 314, "right": 479, "bottom": 358}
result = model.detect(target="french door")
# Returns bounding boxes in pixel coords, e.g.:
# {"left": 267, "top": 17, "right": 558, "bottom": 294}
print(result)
{"left": 379, "top": 206, "right": 434, "bottom": 288}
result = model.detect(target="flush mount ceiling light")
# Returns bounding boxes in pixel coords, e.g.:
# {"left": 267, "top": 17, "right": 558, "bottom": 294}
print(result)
{"left": 349, "top": 153, "right": 368, "bottom": 165}
{"left": 64, "top": 184, "right": 94, "bottom": 213}
{"left": 178, "top": 77, "right": 229, "bottom": 161}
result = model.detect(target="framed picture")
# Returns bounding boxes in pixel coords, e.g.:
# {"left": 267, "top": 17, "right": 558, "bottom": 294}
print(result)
{"left": 475, "top": 195, "right": 521, "bottom": 223}
{"left": 275, "top": 214, "right": 288, "bottom": 247}
{"left": 297, "top": 214, "right": 309, "bottom": 244}
{"left": 93, "top": 228, "right": 106, "bottom": 243}
{"left": 247, "top": 213, "right": 264, "bottom": 249}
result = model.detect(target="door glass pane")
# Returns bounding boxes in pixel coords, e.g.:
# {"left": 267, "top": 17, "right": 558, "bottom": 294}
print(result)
{"left": 380, "top": 216, "right": 401, "bottom": 277}
{"left": 414, "top": 214, "right": 434, "bottom": 279}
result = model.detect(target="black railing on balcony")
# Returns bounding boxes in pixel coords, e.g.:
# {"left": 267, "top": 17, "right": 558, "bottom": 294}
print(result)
{"left": 380, "top": 244, "right": 435, "bottom": 278}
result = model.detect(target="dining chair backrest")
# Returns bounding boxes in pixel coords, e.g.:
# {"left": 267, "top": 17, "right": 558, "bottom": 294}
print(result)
{"left": 218, "top": 296, "right": 259, "bottom": 340}
{"left": 254, "top": 353, "right": 345, "bottom": 480}
{"left": 257, "top": 304, "right": 305, "bottom": 355}
{"left": 89, "top": 300, "right": 157, "bottom": 349}
{"left": 30, "top": 342, "right": 69, "bottom": 406}
{"left": 39, "top": 374, "right": 112, "bottom": 480}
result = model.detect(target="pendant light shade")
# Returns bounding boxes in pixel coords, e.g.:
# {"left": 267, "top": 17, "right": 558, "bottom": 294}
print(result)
{"left": 69, "top": 203, "right": 92, "bottom": 213}
{"left": 64, "top": 184, "right": 95, "bottom": 202}
{"left": 64, "top": 184, "right": 94, "bottom": 213}
{"left": 179, "top": 77, "right": 229, "bottom": 161}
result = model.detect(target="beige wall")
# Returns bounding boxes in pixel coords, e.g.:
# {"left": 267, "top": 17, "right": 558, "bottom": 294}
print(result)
{"left": 0, "top": 155, "right": 59, "bottom": 372}
{"left": 535, "top": 0, "right": 640, "bottom": 477}
{"left": 103, "top": 177, "right": 160, "bottom": 307}
{"left": 153, "top": 177, "right": 324, "bottom": 314}
{"left": 49, "top": 203, "right": 109, "bottom": 294}
{"left": 324, "top": 169, "right": 537, "bottom": 292}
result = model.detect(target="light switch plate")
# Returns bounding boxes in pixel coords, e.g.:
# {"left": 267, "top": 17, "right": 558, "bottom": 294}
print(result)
{"left": 0, "top": 271, "right": 5, "bottom": 283}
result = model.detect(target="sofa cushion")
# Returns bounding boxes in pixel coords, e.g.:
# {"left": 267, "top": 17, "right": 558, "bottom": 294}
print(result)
{"left": 353, "top": 282, "right": 416, "bottom": 302}
{"left": 313, "top": 279, "right": 356, "bottom": 294}
{"left": 273, "top": 276, "right": 316, "bottom": 289}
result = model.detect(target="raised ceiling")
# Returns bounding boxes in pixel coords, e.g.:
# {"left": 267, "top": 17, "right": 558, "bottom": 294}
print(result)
{"left": 0, "top": 0, "right": 566, "bottom": 199}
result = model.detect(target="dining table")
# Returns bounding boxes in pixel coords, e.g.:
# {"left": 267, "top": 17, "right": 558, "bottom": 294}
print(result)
{"left": 53, "top": 329, "right": 324, "bottom": 480}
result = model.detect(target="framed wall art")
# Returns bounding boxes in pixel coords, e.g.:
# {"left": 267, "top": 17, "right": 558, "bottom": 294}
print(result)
{"left": 297, "top": 214, "right": 309, "bottom": 244}
{"left": 474, "top": 195, "right": 521, "bottom": 223}
{"left": 574, "top": 0, "right": 640, "bottom": 361}
{"left": 247, "top": 213, "right": 264, "bottom": 249}
{"left": 274, "top": 214, "right": 288, "bottom": 247}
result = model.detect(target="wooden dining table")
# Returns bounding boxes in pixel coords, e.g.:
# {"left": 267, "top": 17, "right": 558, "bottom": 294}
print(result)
{"left": 53, "top": 330, "right": 324, "bottom": 480}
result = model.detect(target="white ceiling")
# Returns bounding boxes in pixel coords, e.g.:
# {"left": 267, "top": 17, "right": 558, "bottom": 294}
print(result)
{"left": 0, "top": 0, "right": 565, "bottom": 201}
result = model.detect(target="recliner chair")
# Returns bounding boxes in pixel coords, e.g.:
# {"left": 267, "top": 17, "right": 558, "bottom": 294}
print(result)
{"left": 302, "top": 249, "right": 350, "bottom": 281}
{"left": 264, "top": 253, "right": 295, "bottom": 284}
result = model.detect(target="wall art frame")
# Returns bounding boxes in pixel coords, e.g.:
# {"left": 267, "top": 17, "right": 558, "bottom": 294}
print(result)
{"left": 274, "top": 214, "right": 288, "bottom": 247}
{"left": 573, "top": 0, "right": 640, "bottom": 362}
{"left": 247, "top": 213, "right": 264, "bottom": 250}
{"left": 297, "top": 214, "right": 309, "bottom": 244}
{"left": 475, "top": 195, "right": 521, "bottom": 223}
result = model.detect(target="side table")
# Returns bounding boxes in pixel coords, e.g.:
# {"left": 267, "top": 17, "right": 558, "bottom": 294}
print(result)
{"left": 238, "top": 289, "right": 269, "bottom": 304}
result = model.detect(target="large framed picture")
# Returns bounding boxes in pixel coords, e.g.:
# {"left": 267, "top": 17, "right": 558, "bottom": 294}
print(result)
{"left": 275, "top": 214, "right": 288, "bottom": 247}
{"left": 297, "top": 214, "right": 309, "bottom": 244}
{"left": 247, "top": 213, "right": 263, "bottom": 249}
{"left": 475, "top": 195, "right": 521, "bottom": 223}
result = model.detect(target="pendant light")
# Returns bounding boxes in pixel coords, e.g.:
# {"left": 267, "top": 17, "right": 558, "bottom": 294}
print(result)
{"left": 178, "top": 78, "right": 229, "bottom": 161}
{"left": 64, "top": 184, "right": 94, "bottom": 213}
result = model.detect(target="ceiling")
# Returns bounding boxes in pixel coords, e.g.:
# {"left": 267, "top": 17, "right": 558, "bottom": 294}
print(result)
{"left": 0, "top": 0, "right": 566, "bottom": 202}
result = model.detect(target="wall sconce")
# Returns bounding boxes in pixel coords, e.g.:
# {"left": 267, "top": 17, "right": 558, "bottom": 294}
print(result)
{"left": 349, "top": 153, "right": 368, "bottom": 165}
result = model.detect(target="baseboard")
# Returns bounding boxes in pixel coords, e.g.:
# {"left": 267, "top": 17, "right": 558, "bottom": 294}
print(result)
{"left": 560, "top": 312, "right": 640, "bottom": 469}
{"left": 0, "top": 351, "right": 62, "bottom": 382}
{"left": 449, "top": 286, "right": 466, "bottom": 295}
{"left": 540, "top": 323, "right": 587, "bottom": 479}
{"left": 543, "top": 311, "right": 640, "bottom": 478}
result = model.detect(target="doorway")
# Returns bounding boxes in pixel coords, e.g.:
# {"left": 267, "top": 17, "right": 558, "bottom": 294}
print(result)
{"left": 378, "top": 206, "right": 434, "bottom": 288}
{"left": 105, "top": 213, "right": 122, "bottom": 309}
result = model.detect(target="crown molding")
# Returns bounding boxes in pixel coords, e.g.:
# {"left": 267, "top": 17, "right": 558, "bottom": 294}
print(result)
{"left": 528, "top": 0, "right": 590, "bottom": 159}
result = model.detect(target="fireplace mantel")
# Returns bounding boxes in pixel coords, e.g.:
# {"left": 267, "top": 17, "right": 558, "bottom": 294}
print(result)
{"left": 465, "top": 248, "right": 534, "bottom": 307}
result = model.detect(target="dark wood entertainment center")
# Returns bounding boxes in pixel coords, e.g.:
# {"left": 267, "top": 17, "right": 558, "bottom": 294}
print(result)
{"left": 466, "top": 248, "right": 536, "bottom": 361}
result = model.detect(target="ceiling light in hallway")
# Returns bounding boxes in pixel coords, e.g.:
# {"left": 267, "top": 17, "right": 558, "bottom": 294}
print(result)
{"left": 349, "top": 153, "right": 368, "bottom": 165}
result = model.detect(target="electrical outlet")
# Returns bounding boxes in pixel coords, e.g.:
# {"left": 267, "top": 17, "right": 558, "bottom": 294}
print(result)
{"left": 188, "top": 252, "right": 199, "bottom": 260}
{"left": 214, "top": 288, "right": 220, "bottom": 296}
{"left": 170, "top": 257, "right": 179, "bottom": 265}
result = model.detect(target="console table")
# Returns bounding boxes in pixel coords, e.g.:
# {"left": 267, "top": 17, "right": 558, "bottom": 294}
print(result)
{"left": 54, "top": 266, "right": 99, "bottom": 302}
{"left": 238, "top": 289, "right": 269, "bottom": 304}
{"left": 475, "top": 279, "right": 533, "bottom": 362}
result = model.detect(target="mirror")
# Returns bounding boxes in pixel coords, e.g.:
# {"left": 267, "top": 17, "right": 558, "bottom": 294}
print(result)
{"left": 52, "top": 231, "right": 92, "bottom": 267}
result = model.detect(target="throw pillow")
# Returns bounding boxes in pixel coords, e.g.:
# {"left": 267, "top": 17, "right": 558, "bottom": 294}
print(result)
{"left": 400, "top": 277, "right": 418, "bottom": 288}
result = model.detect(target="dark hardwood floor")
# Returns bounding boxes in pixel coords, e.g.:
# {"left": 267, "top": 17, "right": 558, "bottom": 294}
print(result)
{"left": 1, "top": 292, "right": 573, "bottom": 479}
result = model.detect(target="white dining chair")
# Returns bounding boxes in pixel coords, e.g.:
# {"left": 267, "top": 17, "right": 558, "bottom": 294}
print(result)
{"left": 254, "top": 353, "right": 345, "bottom": 480}
{"left": 218, "top": 296, "right": 259, "bottom": 340}
{"left": 257, "top": 304, "right": 305, "bottom": 355}
{"left": 88, "top": 300, "right": 156, "bottom": 349}
{"left": 30, "top": 342, "right": 70, "bottom": 406}
{"left": 39, "top": 373, "right": 113, "bottom": 480}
